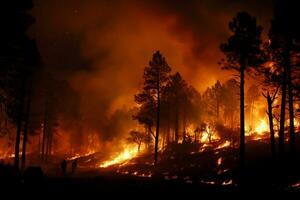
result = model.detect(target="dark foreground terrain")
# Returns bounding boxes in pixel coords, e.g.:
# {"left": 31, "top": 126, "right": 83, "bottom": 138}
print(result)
{"left": 1, "top": 168, "right": 300, "bottom": 197}
{"left": 2, "top": 136, "right": 300, "bottom": 196}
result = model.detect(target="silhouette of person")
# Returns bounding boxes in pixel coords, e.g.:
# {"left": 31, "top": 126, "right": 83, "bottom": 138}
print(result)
{"left": 72, "top": 159, "right": 77, "bottom": 174}
{"left": 61, "top": 159, "right": 67, "bottom": 175}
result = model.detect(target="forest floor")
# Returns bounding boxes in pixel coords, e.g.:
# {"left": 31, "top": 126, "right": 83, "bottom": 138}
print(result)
{"left": 2, "top": 134, "right": 300, "bottom": 195}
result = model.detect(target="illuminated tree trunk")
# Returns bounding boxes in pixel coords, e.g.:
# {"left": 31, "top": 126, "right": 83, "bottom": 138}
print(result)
{"left": 279, "top": 67, "right": 287, "bottom": 156}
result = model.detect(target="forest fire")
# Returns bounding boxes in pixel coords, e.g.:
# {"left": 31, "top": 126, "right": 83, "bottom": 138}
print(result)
{"left": 254, "top": 119, "right": 269, "bottom": 135}
{"left": 0, "top": 152, "right": 15, "bottom": 160}
{"left": 98, "top": 144, "right": 140, "bottom": 168}
{"left": 67, "top": 150, "right": 97, "bottom": 161}
{"left": 2, "top": 0, "right": 300, "bottom": 195}
{"left": 216, "top": 140, "right": 231, "bottom": 149}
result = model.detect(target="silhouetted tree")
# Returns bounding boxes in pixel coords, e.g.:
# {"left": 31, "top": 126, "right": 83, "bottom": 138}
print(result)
{"left": 136, "top": 51, "right": 171, "bottom": 165}
{"left": 220, "top": 12, "right": 265, "bottom": 171}
{"left": 269, "top": 0, "right": 300, "bottom": 154}
{"left": 256, "top": 45, "right": 281, "bottom": 158}
{"left": 127, "top": 130, "right": 147, "bottom": 152}
{"left": 164, "top": 72, "right": 188, "bottom": 143}
{"left": 134, "top": 90, "right": 155, "bottom": 149}
{"left": 0, "top": 0, "right": 40, "bottom": 169}
{"left": 262, "top": 88, "right": 279, "bottom": 158}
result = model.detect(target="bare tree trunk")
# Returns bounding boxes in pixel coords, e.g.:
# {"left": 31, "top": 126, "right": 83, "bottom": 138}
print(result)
{"left": 240, "top": 64, "right": 245, "bottom": 172}
{"left": 279, "top": 67, "right": 287, "bottom": 156}
{"left": 286, "top": 56, "right": 295, "bottom": 153}
{"left": 14, "top": 84, "right": 26, "bottom": 169}
{"left": 267, "top": 94, "right": 276, "bottom": 158}
{"left": 154, "top": 80, "right": 160, "bottom": 165}
{"left": 21, "top": 92, "right": 31, "bottom": 170}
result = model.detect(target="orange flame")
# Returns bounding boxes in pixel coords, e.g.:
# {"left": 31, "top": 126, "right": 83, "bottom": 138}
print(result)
{"left": 98, "top": 144, "right": 140, "bottom": 168}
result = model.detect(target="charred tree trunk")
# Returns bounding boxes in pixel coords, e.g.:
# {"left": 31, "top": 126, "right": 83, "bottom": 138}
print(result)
{"left": 240, "top": 62, "right": 245, "bottom": 172}
{"left": 286, "top": 55, "right": 295, "bottom": 153}
{"left": 267, "top": 93, "right": 276, "bottom": 158}
{"left": 14, "top": 82, "right": 26, "bottom": 169}
{"left": 21, "top": 91, "right": 31, "bottom": 171}
{"left": 279, "top": 66, "right": 287, "bottom": 156}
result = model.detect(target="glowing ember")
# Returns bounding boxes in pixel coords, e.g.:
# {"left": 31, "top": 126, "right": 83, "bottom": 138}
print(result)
{"left": 99, "top": 144, "right": 139, "bottom": 168}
